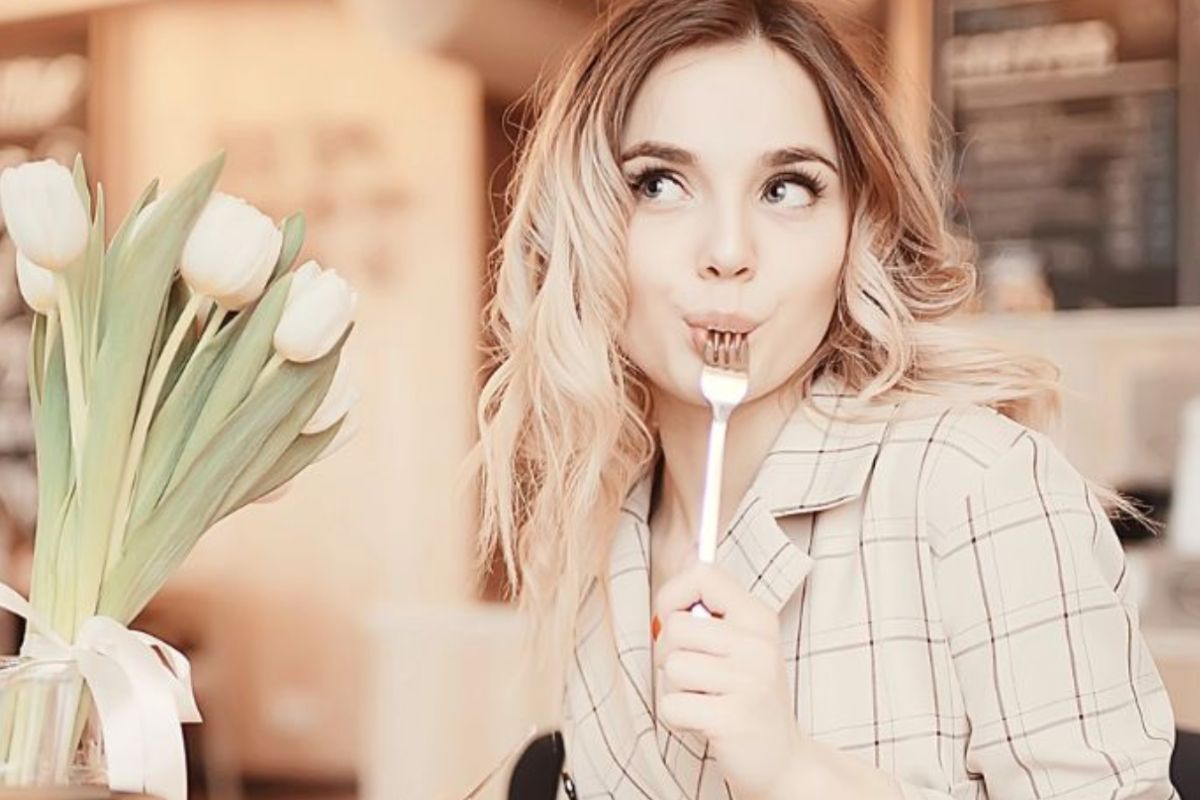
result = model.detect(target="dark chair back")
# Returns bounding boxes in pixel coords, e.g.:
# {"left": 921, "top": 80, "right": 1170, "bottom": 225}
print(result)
{"left": 507, "top": 729, "right": 567, "bottom": 800}
{"left": 1173, "top": 728, "right": 1200, "bottom": 798}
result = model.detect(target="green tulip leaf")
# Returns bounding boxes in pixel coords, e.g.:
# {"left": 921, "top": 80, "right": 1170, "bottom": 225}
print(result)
{"left": 71, "top": 153, "right": 90, "bottom": 221}
{"left": 79, "top": 186, "right": 106, "bottom": 385}
{"left": 28, "top": 313, "right": 46, "bottom": 412}
{"left": 169, "top": 274, "right": 294, "bottom": 490}
{"left": 271, "top": 212, "right": 306, "bottom": 283}
{"left": 99, "top": 338, "right": 342, "bottom": 622}
{"left": 223, "top": 415, "right": 344, "bottom": 520}
{"left": 75, "top": 151, "right": 225, "bottom": 625}
{"left": 126, "top": 309, "right": 248, "bottom": 528}
{"left": 28, "top": 327, "right": 74, "bottom": 630}
{"left": 145, "top": 278, "right": 200, "bottom": 409}
{"left": 97, "top": 177, "right": 160, "bottom": 350}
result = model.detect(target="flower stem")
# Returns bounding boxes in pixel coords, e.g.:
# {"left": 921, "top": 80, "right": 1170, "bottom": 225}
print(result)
{"left": 252, "top": 352, "right": 286, "bottom": 395}
{"left": 30, "top": 312, "right": 62, "bottom": 619}
{"left": 42, "top": 310, "right": 59, "bottom": 393}
{"left": 197, "top": 305, "right": 228, "bottom": 351}
{"left": 54, "top": 277, "right": 87, "bottom": 477}
{"left": 103, "top": 292, "right": 204, "bottom": 579}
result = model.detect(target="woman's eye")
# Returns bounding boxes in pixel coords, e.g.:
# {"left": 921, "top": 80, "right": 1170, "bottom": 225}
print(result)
{"left": 763, "top": 176, "right": 822, "bottom": 209}
{"left": 629, "top": 170, "right": 687, "bottom": 203}
{"left": 627, "top": 169, "right": 826, "bottom": 208}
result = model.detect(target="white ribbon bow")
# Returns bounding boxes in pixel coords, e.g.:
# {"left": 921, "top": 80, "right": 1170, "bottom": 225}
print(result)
{"left": 0, "top": 582, "right": 201, "bottom": 800}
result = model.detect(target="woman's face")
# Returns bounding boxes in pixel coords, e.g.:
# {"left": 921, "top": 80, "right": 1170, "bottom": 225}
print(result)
{"left": 617, "top": 39, "right": 850, "bottom": 408}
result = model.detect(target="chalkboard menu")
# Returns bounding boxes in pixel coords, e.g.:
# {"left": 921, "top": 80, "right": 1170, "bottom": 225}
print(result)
{"left": 934, "top": 0, "right": 1193, "bottom": 309}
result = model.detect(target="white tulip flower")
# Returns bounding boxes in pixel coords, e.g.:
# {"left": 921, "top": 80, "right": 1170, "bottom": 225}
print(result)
{"left": 287, "top": 258, "right": 320, "bottom": 292}
{"left": 302, "top": 354, "right": 357, "bottom": 435}
{"left": 181, "top": 191, "right": 282, "bottom": 311}
{"left": 128, "top": 196, "right": 163, "bottom": 240}
{"left": 313, "top": 407, "right": 359, "bottom": 464}
{"left": 15, "top": 250, "right": 58, "bottom": 315}
{"left": 272, "top": 260, "right": 357, "bottom": 363}
{"left": 0, "top": 158, "right": 89, "bottom": 271}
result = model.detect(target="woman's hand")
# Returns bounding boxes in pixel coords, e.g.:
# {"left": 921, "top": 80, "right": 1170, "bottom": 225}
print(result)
{"left": 652, "top": 561, "right": 808, "bottom": 800}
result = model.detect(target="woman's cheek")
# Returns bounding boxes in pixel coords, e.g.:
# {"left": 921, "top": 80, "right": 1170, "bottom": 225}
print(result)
{"left": 747, "top": 300, "right": 836, "bottom": 400}
{"left": 619, "top": 299, "right": 689, "bottom": 398}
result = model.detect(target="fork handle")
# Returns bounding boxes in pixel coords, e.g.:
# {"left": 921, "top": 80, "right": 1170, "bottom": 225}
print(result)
{"left": 691, "top": 413, "right": 729, "bottom": 618}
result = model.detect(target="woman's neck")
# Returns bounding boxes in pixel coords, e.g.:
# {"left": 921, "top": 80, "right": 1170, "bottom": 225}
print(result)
{"left": 648, "top": 385, "right": 801, "bottom": 551}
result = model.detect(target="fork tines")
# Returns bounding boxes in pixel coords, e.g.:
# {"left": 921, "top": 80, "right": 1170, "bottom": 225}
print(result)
{"left": 703, "top": 330, "right": 749, "bottom": 372}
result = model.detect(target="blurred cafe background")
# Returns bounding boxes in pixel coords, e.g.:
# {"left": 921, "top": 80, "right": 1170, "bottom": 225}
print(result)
{"left": 0, "top": 0, "right": 1197, "bottom": 798}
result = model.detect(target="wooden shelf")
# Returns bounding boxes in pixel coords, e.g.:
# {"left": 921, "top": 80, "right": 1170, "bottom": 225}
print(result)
{"left": 953, "top": 59, "right": 1177, "bottom": 110}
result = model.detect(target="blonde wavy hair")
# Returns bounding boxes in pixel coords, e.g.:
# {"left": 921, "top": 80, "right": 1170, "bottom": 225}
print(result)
{"left": 465, "top": 0, "right": 1154, "bottom": 704}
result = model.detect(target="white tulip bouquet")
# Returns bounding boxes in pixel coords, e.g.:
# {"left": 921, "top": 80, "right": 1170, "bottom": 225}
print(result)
{"left": 0, "top": 151, "right": 358, "bottom": 798}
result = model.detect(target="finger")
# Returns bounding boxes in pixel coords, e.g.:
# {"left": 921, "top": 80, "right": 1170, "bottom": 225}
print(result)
{"left": 658, "top": 688, "right": 728, "bottom": 735}
{"left": 653, "top": 610, "right": 737, "bottom": 668}
{"left": 659, "top": 649, "right": 740, "bottom": 696}
{"left": 654, "top": 562, "right": 773, "bottom": 634}
{"left": 654, "top": 562, "right": 735, "bottom": 618}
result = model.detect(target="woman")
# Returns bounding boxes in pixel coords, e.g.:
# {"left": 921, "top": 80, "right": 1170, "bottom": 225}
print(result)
{"left": 470, "top": 1, "right": 1179, "bottom": 798}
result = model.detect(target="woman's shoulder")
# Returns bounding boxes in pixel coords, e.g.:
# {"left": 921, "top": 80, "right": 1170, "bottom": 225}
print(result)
{"left": 880, "top": 392, "right": 1107, "bottom": 552}
{"left": 892, "top": 393, "right": 1035, "bottom": 460}
{"left": 883, "top": 392, "right": 1072, "bottom": 510}
{"left": 820, "top": 374, "right": 1043, "bottom": 475}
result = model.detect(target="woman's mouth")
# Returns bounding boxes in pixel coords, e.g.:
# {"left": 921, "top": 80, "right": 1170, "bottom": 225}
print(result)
{"left": 683, "top": 312, "right": 761, "bottom": 357}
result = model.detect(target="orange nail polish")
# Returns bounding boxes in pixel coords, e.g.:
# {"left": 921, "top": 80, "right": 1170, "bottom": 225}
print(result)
{"left": 651, "top": 614, "right": 662, "bottom": 642}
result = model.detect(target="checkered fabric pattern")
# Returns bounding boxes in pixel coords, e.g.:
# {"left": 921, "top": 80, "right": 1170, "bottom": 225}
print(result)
{"left": 558, "top": 373, "right": 1178, "bottom": 799}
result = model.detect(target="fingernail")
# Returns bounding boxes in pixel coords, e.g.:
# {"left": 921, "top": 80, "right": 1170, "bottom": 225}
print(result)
{"left": 651, "top": 614, "right": 661, "bottom": 642}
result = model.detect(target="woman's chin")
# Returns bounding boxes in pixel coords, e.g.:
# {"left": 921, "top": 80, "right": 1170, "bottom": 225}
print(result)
{"left": 651, "top": 369, "right": 710, "bottom": 410}
{"left": 645, "top": 349, "right": 792, "bottom": 410}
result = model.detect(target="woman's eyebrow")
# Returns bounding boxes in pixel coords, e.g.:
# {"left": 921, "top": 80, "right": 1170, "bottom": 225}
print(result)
{"left": 619, "top": 141, "right": 839, "bottom": 175}
{"left": 763, "top": 146, "right": 839, "bottom": 175}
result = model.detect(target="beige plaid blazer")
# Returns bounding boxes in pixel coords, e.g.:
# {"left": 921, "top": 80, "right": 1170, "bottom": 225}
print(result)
{"left": 559, "top": 372, "right": 1178, "bottom": 799}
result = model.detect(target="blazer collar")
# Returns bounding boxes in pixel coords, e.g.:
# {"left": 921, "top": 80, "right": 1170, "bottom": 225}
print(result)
{"left": 595, "top": 371, "right": 901, "bottom": 796}
{"left": 615, "top": 370, "right": 899, "bottom": 612}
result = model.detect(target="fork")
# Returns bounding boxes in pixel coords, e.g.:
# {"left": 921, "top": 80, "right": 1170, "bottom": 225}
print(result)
{"left": 690, "top": 330, "right": 750, "bottom": 618}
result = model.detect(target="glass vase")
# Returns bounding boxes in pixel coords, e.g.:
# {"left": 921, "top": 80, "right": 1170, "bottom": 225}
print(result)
{"left": 0, "top": 656, "right": 106, "bottom": 789}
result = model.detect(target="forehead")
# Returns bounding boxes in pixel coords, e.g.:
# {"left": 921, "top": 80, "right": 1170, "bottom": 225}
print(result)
{"left": 620, "top": 39, "right": 836, "bottom": 161}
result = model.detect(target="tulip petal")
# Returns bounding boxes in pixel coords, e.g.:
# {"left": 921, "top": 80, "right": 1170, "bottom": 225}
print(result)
{"left": 314, "top": 407, "right": 359, "bottom": 463}
{"left": 16, "top": 251, "right": 59, "bottom": 315}
{"left": 273, "top": 266, "right": 356, "bottom": 363}
{"left": 301, "top": 352, "right": 355, "bottom": 434}
{"left": 181, "top": 191, "right": 282, "bottom": 310}
{"left": 0, "top": 159, "right": 89, "bottom": 271}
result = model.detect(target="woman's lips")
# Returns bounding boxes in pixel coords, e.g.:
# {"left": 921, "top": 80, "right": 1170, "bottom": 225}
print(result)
{"left": 683, "top": 311, "right": 759, "bottom": 332}
{"left": 685, "top": 321, "right": 758, "bottom": 357}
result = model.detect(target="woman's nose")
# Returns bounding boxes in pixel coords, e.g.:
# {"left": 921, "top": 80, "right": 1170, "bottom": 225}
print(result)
{"left": 700, "top": 259, "right": 755, "bottom": 280}
{"left": 698, "top": 203, "right": 756, "bottom": 280}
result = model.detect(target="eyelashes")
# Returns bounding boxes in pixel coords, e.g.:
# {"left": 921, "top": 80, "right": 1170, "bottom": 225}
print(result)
{"left": 771, "top": 169, "right": 829, "bottom": 202}
{"left": 623, "top": 166, "right": 829, "bottom": 206}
